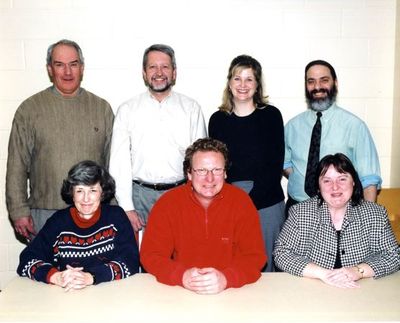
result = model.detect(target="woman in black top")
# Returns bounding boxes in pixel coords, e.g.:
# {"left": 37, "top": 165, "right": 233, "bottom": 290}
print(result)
{"left": 208, "top": 55, "right": 285, "bottom": 272}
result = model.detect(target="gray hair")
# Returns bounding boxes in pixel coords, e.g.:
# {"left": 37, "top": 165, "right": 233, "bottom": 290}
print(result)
{"left": 142, "top": 44, "right": 176, "bottom": 70}
{"left": 46, "top": 39, "right": 85, "bottom": 65}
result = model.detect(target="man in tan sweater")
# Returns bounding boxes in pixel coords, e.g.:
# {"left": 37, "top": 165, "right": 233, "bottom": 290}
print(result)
{"left": 6, "top": 39, "right": 114, "bottom": 242}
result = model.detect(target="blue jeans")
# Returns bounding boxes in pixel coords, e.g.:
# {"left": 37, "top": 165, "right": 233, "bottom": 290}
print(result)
{"left": 232, "top": 181, "right": 285, "bottom": 272}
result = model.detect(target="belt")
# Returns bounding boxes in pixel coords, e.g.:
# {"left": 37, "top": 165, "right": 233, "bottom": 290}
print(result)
{"left": 133, "top": 179, "right": 186, "bottom": 191}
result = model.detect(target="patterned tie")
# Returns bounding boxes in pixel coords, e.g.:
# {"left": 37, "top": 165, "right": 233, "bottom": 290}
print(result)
{"left": 304, "top": 112, "right": 322, "bottom": 197}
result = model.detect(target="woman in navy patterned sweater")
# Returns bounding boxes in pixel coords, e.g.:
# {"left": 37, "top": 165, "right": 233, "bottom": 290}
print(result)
{"left": 17, "top": 160, "right": 139, "bottom": 290}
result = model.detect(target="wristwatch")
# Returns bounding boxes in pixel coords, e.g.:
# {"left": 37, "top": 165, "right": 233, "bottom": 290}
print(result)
{"left": 356, "top": 265, "right": 364, "bottom": 278}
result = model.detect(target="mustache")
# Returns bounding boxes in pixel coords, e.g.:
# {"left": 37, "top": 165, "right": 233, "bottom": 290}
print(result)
{"left": 151, "top": 75, "right": 167, "bottom": 81}
{"left": 310, "top": 89, "right": 329, "bottom": 96}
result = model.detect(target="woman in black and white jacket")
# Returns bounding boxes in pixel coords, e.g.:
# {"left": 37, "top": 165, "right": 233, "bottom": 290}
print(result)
{"left": 274, "top": 153, "right": 399, "bottom": 288}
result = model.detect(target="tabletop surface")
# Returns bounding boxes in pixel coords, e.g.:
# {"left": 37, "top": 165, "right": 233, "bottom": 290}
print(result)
{"left": 1, "top": 272, "right": 399, "bottom": 323}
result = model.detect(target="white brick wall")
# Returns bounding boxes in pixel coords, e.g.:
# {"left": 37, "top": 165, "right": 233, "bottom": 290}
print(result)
{"left": 393, "top": 1, "right": 400, "bottom": 186}
{"left": 0, "top": 0, "right": 398, "bottom": 288}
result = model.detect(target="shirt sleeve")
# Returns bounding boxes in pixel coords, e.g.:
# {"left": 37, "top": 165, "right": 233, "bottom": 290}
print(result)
{"left": 17, "top": 218, "right": 59, "bottom": 283}
{"left": 362, "top": 205, "right": 400, "bottom": 278}
{"left": 6, "top": 103, "right": 33, "bottom": 220}
{"left": 190, "top": 100, "right": 207, "bottom": 141}
{"left": 283, "top": 122, "right": 293, "bottom": 170}
{"left": 353, "top": 122, "right": 382, "bottom": 188}
{"left": 109, "top": 103, "right": 135, "bottom": 211}
{"left": 102, "top": 102, "right": 115, "bottom": 169}
{"left": 273, "top": 205, "right": 312, "bottom": 276}
{"left": 208, "top": 111, "right": 226, "bottom": 143}
{"left": 140, "top": 198, "right": 189, "bottom": 286}
{"left": 207, "top": 111, "right": 218, "bottom": 138}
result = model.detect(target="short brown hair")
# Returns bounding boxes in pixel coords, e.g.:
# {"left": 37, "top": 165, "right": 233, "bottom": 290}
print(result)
{"left": 183, "top": 138, "right": 229, "bottom": 178}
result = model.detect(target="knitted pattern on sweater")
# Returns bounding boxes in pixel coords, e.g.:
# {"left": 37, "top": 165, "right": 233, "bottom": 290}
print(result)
{"left": 17, "top": 204, "right": 139, "bottom": 284}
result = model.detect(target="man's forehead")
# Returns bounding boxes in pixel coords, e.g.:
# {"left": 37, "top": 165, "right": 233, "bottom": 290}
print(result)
{"left": 52, "top": 45, "right": 79, "bottom": 60}
{"left": 306, "top": 65, "right": 333, "bottom": 79}
{"left": 192, "top": 151, "right": 225, "bottom": 163}
{"left": 146, "top": 51, "right": 172, "bottom": 63}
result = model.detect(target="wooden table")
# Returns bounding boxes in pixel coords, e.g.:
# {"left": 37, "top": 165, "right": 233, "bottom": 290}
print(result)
{"left": 1, "top": 272, "right": 399, "bottom": 323}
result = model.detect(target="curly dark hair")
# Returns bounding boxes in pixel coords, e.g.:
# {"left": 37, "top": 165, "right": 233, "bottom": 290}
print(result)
{"left": 305, "top": 59, "right": 337, "bottom": 82}
{"left": 316, "top": 153, "right": 363, "bottom": 206}
{"left": 61, "top": 160, "right": 115, "bottom": 205}
{"left": 183, "top": 138, "right": 229, "bottom": 179}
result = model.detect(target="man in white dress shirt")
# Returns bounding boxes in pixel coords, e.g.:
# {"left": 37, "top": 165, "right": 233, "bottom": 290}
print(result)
{"left": 110, "top": 44, "right": 206, "bottom": 232}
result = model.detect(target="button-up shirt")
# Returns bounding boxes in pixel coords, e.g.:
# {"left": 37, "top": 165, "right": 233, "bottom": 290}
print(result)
{"left": 284, "top": 104, "right": 381, "bottom": 202}
{"left": 110, "top": 90, "right": 206, "bottom": 211}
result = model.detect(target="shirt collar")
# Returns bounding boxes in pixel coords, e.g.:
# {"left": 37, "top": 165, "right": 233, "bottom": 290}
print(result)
{"left": 50, "top": 85, "right": 83, "bottom": 97}
{"left": 307, "top": 102, "right": 338, "bottom": 122}
{"left": 319, "top": 199, "right": 356, "bottom": 228}
{"left": 186, "top": 181, "right": 225, "bottom": 208}
{"left": 146, "top": 89, "right": 173, "bottom": 103}
{"left": 70, "top": 206, "right": 101, "bottom": 228}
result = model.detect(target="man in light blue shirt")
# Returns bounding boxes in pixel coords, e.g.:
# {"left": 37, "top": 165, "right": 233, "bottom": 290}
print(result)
{"left": 284, "top": 60, "right": 381, "bottom": 209}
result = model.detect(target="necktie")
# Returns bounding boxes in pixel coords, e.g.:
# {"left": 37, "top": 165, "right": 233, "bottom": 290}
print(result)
{"left": 304, "top": 112, "right": 322, "bottom": 197}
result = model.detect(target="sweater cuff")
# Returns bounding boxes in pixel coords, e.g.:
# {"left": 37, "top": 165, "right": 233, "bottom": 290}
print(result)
{"left": 87, "top": 266, "right": 110, "bottom": 284}
{"left": 169, "top": 265, "right": 188, "bottom": 286}
{"left": 46, "top": 268, "right": 59, "bottom": 284}
{"left": 9, "top": 206, "right": 31, "bottom": 222}
{"left": 221, "top": 267, "right": 238, "bottom": 289}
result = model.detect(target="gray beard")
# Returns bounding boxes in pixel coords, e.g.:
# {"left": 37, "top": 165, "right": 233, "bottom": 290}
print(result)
{"left": 308, "top": 97, "right": 335, "bottom": 111}
{"left": 148, "top": 82, "right": 172, "bottom": 93}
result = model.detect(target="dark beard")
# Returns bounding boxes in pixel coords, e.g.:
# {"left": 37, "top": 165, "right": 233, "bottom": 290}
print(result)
{"left": 306, "top": 85, "right": 337, "bottom": 111}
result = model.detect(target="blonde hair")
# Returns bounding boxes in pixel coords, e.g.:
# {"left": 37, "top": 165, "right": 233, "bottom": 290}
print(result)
{"left": 219, "top": 55, "right": 268, "bottom": 114}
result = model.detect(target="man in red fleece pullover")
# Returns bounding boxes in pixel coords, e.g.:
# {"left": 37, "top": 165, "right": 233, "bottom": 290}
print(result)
{"left": 140, "top": 138, "right": 267, "bottom": 294}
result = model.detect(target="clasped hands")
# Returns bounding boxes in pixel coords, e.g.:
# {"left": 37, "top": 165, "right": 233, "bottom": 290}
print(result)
{"left": 182, "top": 267, "right": 227, "bottom": 294}
{"left": 50, "top": 265, "right": 94, "bottom": 291}
{"left": 319, "top": 267, "right": 362, "bottom": 289}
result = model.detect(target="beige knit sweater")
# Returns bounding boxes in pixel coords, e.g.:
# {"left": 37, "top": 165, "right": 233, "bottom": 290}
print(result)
{"left": 6, "top": 87, "right": 114, "bottom": 220}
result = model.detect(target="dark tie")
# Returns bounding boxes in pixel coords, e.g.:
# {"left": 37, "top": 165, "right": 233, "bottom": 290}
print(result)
{"left": 304, "top": 112, "right": 322, "bottom": 197}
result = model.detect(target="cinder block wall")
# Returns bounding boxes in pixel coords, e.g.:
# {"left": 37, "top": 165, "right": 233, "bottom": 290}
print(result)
{"left": 392, "top": 2, "right": 400, "bottom": 187}
{"left": 0, "top": 0, "right": 398, "bottom": 288}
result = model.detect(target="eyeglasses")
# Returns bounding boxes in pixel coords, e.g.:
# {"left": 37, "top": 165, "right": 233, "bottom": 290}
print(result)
{"left": 192, "top": 167, "right": 225, "bottom": 176}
